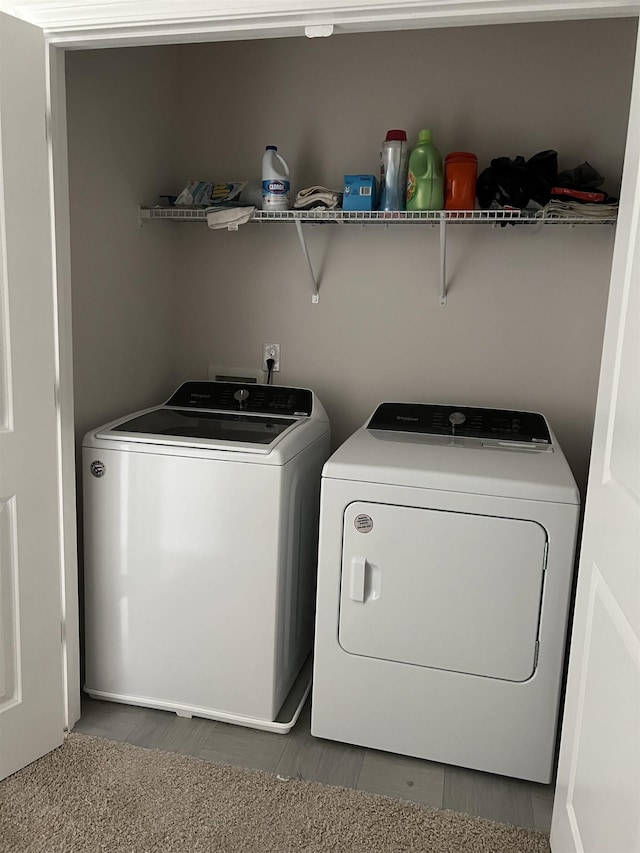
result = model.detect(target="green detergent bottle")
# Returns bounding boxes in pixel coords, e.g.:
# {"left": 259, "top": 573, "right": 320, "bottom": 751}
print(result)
{"left": 406, "top": 129, "right": 444, "bottom": 211}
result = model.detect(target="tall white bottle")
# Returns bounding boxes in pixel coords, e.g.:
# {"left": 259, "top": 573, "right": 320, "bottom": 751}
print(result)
{"left": 379, "top": 129, "right": 409, "bottom": 211}
{"left": 262, "top": 146, "right": 291, "bottom": 211}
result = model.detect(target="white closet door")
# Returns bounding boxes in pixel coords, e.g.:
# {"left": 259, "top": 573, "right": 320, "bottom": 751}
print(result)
{"left": 0, "top": 12, "right": 65, "bottom": 779}
{"left": 339, "top": 501, "right": 547, "bottom": 681}
{"left": 550, "top": 27, "right": 640, "bottom": 853}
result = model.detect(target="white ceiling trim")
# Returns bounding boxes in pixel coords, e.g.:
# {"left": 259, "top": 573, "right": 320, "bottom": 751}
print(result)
{"left": 2, "top": 0, "right": 637, "bottom": 46}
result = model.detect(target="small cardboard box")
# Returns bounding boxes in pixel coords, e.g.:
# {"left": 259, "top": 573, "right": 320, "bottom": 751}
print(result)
{"left": 343, "top": 175, "right": 378, "bottom": 211}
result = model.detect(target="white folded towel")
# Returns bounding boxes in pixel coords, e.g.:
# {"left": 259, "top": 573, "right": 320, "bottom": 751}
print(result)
{"left": 294, "top": 186, "right": 343, "bottom": 210}
{"left": 205, "top": 206, "right": 255, "bottom": 230}
{"left": 541, "top": 199, "right": 618, "bottom": 219}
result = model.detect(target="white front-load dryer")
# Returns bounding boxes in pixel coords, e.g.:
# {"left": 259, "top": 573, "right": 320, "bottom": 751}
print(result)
{"left": 83, "top": 381, "right": 330, "bottom": 732}
{"left": 311, "top": 402, "right": 579, "bottom": 782}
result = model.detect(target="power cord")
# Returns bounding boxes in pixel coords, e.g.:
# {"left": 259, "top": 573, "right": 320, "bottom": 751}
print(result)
{"left": 266, "top": 357, "right": 275, "bottom": 385}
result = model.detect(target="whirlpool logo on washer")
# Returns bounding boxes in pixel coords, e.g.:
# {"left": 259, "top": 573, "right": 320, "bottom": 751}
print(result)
{"left": 90, "top": 460, "right": 106, "bottom": 478}
{"left": 354, "top": 514, "right": 374, "bottom": 533}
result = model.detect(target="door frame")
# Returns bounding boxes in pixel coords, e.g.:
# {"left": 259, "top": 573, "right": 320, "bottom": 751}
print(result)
{"left": 47, "top": 44, "right": 80, "bottom": 728}
{"left": 44, "top": 0, "right": 639, "bottom": 729}
{"left": 17, "top": 1, "right": 640, "bottom": 48}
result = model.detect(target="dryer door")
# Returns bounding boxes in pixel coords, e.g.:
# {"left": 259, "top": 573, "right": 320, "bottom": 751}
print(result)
{"left": 339, "top": 502, "right": 547, "bottom": 682}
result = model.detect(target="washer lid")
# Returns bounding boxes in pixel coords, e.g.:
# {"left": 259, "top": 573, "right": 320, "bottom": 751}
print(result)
{"left": 324, "top": 404, "right": 579, "bottom": 504}
{"left": 89, "top": 381, "right": 327, "bottom": 457}
{"left": 106, "top": 407, "right": 297, "bottom": 448}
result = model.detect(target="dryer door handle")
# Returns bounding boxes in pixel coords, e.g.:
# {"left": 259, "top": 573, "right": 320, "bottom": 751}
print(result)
{"left": 349, "top": 556, "right": 367, "bottom": 603}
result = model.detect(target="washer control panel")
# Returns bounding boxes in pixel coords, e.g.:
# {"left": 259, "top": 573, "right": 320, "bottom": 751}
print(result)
{"left": 165, "top": 381, "right": 313, "bottom": 416}
{"left": 368, "top": 403, "right": 551, "bottom": 444}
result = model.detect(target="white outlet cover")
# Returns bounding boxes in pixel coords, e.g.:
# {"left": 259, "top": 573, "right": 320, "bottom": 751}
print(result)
{"left": 262, "top": 344, "right": 281, "bottom": 371}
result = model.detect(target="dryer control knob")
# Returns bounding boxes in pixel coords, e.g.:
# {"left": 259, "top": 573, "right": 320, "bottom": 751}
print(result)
{"left": 449, "top": 411, "right": 466, "bottom": 427}
{"left": 234, "top": 388, "right": 250, "bottom": 407}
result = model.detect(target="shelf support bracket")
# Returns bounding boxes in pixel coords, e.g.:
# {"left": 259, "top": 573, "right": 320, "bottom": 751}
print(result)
{"left": 294, "top": 218, "right": 319, "bottom": 303}
{"left": 439, "top": 215, "right": 447, "bottom": 306}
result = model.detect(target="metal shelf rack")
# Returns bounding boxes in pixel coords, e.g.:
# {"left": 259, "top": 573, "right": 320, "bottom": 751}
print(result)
{"left": 138, "top": 206, "right": 617, "bottom": 305}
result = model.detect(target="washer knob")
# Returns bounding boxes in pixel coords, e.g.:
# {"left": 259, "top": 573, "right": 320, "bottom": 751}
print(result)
{"left": 449, "top": 411, "right": 466, "bottom": 427}
{"left": 448, "top": 411, "right": 466, "bottom": 438}
{"left": 234, "top": 388, "right": 250, "bottom": 407}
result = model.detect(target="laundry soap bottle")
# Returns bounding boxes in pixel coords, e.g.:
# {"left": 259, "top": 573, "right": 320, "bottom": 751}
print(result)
{"left": 262, "top": 145, "right": 291, "bottom": 210}
{"left": 406, "top": 129, "right": 444, "bottom": 211}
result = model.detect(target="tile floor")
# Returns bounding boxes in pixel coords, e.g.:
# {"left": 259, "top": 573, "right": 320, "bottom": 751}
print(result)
{"left": 73, "top": 696, "right": 554, "bottom": 833}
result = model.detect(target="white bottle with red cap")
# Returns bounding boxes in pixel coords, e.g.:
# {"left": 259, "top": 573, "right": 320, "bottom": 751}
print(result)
{"left": 379, "top": 129, "right": 409, "bottom": 211}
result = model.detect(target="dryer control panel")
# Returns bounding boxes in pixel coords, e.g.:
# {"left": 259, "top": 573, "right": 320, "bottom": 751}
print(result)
{"left": 165, "top": 381, "right": 313, "bottom": 416}
{"left": 368, "top": 403, "right": 551, "bottom": 444}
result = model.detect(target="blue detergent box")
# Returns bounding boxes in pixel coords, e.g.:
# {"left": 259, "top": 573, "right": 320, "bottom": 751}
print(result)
{"left": 343, "top": 175, "right": 378, "bottom": 211}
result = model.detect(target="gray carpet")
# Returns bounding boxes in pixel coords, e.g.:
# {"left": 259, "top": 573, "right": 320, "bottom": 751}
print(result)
{"left": 0, "top": 733, "right": 551, "bottom": 852}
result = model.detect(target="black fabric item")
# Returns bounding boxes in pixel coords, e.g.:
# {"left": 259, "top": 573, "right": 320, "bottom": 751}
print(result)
{"left": 526, "top": 150, "right": 558, "bottom": 185}
{"left": 476, "top": 151, "right": 555, "bottom": 210}
{"left": 555, "top": 161, "right": 604, "bottom": 190}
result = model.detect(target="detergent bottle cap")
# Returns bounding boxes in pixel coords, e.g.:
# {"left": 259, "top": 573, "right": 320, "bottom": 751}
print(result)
{"left": 384, "top": 129, "right": 407, "bottom": 142}
{"left": 417, "top": 129, "right": 433, "bottom": 144}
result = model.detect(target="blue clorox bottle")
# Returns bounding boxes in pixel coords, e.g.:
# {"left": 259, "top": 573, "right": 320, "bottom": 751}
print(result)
{"left": 262, "top": 146, "right": 291, "bottom": 210}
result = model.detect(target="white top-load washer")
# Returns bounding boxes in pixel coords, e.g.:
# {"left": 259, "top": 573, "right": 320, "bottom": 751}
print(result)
{"left": 83, "top": 381, "right": 330, "bottom": 732}
{"left": 311, "top": 402, "right": 579, "bottom": 782}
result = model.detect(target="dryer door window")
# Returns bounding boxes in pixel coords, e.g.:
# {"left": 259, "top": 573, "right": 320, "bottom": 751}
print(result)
{"left": 339, "top": 502, "right": 547, "bottom": 682}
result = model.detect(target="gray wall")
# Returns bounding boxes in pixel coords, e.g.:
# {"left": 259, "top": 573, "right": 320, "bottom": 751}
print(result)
{"left": 66, "top": 45, "right": 182, "bottom": 441}
{"left": 66, "top": 17, "right": 637, "bottom": 493}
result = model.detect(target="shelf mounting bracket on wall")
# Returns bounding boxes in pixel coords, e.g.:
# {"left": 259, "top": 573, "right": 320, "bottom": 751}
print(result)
{"left": 440, "top": 216, "right": 448, "bottom": 306}
{"left": 294, "top": 218, "right": 320, "bottom": 303}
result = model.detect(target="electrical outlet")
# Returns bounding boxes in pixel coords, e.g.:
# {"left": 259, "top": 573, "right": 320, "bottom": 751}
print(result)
{"left": 262, "top": 343, "right": 281, "bottom": 372}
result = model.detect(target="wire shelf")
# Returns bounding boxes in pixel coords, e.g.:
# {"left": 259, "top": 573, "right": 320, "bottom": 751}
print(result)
{"left": 139, "top": 207, "right": 617, "bottom": 226}
{"left": 138, "top": 204, "right": 618, "bottom": 306}
{"left": 140, "top": 206, "right": 206, "bottom": 221}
